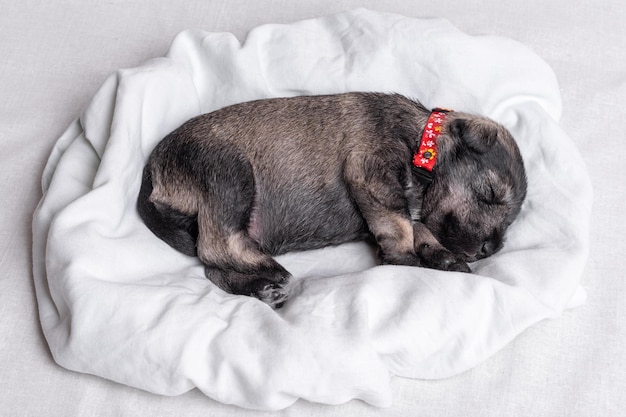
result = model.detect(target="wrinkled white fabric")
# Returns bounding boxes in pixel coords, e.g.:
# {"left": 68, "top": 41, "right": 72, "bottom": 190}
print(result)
{"left": 32, "top": 9, "right": 592, "bottom": 410}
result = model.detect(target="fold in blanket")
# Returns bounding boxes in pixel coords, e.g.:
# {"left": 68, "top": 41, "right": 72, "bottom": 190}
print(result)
{"left": 32, "top": 9, "right": 591, "bottom": 410}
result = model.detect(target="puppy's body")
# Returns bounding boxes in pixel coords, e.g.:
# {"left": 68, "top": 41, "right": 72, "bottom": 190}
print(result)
{"left": 138, "top": 93, "right": 526, "bottom": 306}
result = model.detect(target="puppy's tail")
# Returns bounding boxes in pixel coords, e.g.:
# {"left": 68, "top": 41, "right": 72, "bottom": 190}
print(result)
{"left": 137, "top": 165, "right": 198, "bottom": 257}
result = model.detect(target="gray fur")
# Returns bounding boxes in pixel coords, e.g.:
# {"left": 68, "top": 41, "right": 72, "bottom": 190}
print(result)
{"left": 137, "top": 92, "right": 527, "bottom": 307}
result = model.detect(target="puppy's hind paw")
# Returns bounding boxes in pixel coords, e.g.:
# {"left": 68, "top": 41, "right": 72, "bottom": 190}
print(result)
{"left": 250, "top": 280, "right": 290, "bottom": 308}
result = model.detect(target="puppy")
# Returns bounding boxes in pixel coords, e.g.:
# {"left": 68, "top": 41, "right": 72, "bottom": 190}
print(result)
{"left": 137, "top": 93, "right": 527, "bottom": 307}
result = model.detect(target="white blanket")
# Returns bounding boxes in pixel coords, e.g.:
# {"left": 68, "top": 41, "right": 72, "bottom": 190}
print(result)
{"left": 32, "top": 9, "right": 592, "bottom": 410}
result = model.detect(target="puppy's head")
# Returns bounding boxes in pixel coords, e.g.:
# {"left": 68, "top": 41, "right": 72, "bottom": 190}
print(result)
{"left": 419, "top": 113, "right": 527, "bottom": 262}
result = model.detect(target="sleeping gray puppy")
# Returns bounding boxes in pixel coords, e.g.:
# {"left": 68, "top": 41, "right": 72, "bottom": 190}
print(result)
{"left": 137, "top": 92, "right": 527, "bottom": 307}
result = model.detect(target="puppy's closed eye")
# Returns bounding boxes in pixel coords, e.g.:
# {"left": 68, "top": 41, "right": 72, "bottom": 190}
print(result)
{"left": 478, "top": 185, "right": 498, "bottom": 205}
{"left": 475, "top": 171, "right": 511, "bottom": 206}
{"left": 487, "top": 183, "right": 510, "bottom": 206}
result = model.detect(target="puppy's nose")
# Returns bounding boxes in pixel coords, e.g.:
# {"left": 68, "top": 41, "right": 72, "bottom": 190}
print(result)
{"left": 479, "top": 240, "right": 496, "bottom": 258}
{"left": 465, "top": 241, "right": 495, "bottom": 261}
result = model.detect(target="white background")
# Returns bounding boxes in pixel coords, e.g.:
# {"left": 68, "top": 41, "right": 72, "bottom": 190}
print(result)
{"left": 1, "top": 1, "right": 624, "bottom": 416}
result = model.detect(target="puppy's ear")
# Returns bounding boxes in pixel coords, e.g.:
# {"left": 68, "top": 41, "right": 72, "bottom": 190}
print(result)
{"left": 448, "top": 118, "right": 498, "bottom": 154}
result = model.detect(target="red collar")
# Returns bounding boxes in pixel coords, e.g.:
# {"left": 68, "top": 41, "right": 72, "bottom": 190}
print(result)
{"left": 412, "top": 108, "right": 452, "bottom": 184}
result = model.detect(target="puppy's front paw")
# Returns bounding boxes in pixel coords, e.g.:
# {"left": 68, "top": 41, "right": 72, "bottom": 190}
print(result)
{"left": 417, "top": 244, "right": 471, "bottom": 273}
{"left": 249, "top": 279, "right": 289, "bottom": 308}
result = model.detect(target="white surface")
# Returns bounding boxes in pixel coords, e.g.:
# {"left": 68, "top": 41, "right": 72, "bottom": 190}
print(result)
{"left": 31, "top": 10, "right": 591, "bottom": 410}
{"left": 2, "top": 1, "right": 625, "bottom": 416}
